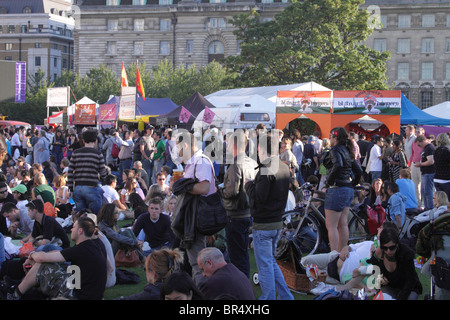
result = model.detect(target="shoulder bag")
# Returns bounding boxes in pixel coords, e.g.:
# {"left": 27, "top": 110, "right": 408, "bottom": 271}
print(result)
{"left": 194, "top": 155, "right": 227, "bottom": 236}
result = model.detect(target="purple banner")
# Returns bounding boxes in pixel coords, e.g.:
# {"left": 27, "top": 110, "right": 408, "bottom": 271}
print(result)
{"left": 15, "top": 62, "right": 26, "bottom": 103}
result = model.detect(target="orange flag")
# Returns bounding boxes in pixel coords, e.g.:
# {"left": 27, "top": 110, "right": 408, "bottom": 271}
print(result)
{"left": 121, "top": 62, "right": 128, "bottom": 87}
{"left": 136, "top": 60, "right": 145, "bottom": 101}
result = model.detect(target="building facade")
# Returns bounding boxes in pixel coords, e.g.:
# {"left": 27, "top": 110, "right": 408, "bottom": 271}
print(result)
{"left": 73, "top": 0, "right": 286, "bottom": 77}
{"left": 0, "top": 0, "right": 75, "bottom": 81}
{"left": 364, "top": 0, "right": 450, "bottom": 108}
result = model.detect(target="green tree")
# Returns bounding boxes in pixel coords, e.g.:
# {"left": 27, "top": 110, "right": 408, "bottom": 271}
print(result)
{"left": 81, "top": 65, "right": 121, "bottom": 104}
{"left": 225, "top": 0, "right": 391, "bottom": 90}
{"left": 127, "top": 59, "right": 232, "bottom": 105}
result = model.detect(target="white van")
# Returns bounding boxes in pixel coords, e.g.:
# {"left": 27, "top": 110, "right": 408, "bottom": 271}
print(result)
{"left": 192, "top": 95, "right": 275, "bottom": 131}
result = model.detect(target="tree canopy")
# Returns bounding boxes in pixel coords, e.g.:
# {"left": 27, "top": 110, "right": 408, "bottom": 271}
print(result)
{"left": 225, "top": 0, "right": 391, "bottom": 90}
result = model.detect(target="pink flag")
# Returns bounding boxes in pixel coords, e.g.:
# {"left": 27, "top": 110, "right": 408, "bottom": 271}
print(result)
{"left": 179, "top": 106, "right": 192, "bottom": 123}
{"left": 202, "top": 106, "right": 215, "bottom": 125}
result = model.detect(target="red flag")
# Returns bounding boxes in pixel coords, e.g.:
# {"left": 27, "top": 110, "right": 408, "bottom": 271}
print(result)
{"left": 136, "top": 60, "right": 145, "bottom": 101}
{"left": 121, "top": 62, "right": 128, "bottom": 87}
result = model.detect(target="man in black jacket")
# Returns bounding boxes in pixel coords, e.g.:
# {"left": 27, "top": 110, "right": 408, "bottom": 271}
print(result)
{"left": 221, "top": 130, "right": 257, "bottom": 278}
{"left": 245, "top": 133, "right": 294, "bottom": 300}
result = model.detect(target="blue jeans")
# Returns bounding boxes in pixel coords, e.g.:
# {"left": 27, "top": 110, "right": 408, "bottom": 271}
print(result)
{"left": 253, "top": 228, "right": 294, "bottom": 300}
{"left": 142, "top": 159, "right": 153, "bottom": 185}
{"left": 324, "top": 186, "right": 354, "bottom": 211}
{"left": 421, "top": 173, "right": 435, "bottom": 210}
{"left": 371, "top": 171, "right": 381, "bottom": 182}
{"left": 225, "top": 216, "right": 252, "bottom": 278}
{"left": 73, "top": 185, "right": 103, "bottom": 215}
{"left": 165, "top": 159, "right": 176, "bottom": 172}
{"left": 119, "top": 158, "right": 132, "bottom": 183}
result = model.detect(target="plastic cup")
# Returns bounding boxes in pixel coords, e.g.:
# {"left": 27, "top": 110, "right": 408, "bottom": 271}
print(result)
{"left": 173, "top": 169, "right": 183, "bottom": 182}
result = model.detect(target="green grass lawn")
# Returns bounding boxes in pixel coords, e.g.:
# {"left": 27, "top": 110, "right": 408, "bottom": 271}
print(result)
{"left": 102, "top": 218, "right": 432, "bottom": 300}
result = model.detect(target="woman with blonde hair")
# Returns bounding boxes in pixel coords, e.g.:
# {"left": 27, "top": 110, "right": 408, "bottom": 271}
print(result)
{"left": 163, "top": 194, "right": 177, "bottom": 217}
{"left": 414, "top": 191, "right": 449, "bottom": 223}
{"left": 31, "top": 172, "right": 56, "bottom": 206}
{"left": 54, "top": 174, "right": 71, "bottom": 218}
{"left": 118, "top": 247, "right": 183, "bottom": 300}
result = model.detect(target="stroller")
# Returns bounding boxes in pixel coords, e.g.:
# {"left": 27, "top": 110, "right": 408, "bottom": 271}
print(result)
{"left": 424, "top": 212, "right": 450, "bottom": 300}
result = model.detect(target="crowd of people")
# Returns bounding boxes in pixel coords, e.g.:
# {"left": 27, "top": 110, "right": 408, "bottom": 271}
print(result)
{"left": 0, "top": 121, "right": 448, "bottom": 300}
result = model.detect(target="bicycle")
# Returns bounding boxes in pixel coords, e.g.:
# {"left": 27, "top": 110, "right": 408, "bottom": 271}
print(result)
{"left": 284, "top": 183, "right": 371, "bottom": 256}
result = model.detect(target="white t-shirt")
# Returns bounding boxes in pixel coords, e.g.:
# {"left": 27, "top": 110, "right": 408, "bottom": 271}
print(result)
{"left": 368, "top": 145, "right": 382, "bottom": 172}
{"left": 339, "top": 241, "right": 373, "bottom": 284}
{"left": 101, "top": 185, "right": 120, "bottom": 203}
{"left": 184, "top": 150, "right": 216, "bottom": 196}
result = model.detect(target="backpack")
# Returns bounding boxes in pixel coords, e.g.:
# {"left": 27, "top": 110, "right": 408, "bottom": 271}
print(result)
{"left": 111, "top": 142, "right": 120, "bottom": 159}
{"left": 366, "top": 204, "right": 386, "bottom": 236}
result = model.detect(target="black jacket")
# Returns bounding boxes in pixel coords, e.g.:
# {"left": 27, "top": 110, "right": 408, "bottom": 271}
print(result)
{"left": 326, "top": 144, "right": 362, "bottom": 188}
{"left": 171, "top": 177, "right": 198, "bottom": 245}
{"left": 245, "top": 157, "right": 290, "bottom": 224}
{"left": 367, "top": 243, "right": 422, "bottom": 300}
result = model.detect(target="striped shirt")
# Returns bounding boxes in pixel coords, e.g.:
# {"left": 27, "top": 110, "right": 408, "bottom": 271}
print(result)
{"left": 67, "top": 147, "right": 108, "bottom": 189}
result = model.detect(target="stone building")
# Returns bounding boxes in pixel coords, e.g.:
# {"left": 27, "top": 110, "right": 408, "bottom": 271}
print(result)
{"left": 73, "top": 0, "right": 287, "bottom": 76}
{"left": 364, "top": 0, "right": 450, "bottom": 108}
{"left": 0, "top": 0, "right": 75, "bottom": 81}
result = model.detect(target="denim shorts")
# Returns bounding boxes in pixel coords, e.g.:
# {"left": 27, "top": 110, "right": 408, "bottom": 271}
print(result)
{"left": 324, "top": 186, "right": 354, "bottom": 211}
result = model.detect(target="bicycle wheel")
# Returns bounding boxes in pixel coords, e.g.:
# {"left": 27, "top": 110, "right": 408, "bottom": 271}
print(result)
{"left": 348, "top": 209, "right": 371, "bottom": 242}
{"left": 293, "top": 213, "right": 325, "bottom": 256}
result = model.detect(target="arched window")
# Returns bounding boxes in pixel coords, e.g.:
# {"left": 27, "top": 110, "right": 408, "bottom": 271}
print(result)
{"left": 208, "top": 40, "right": 224, "bottom": 63}
{"left": 22, "top": 6, "right": 32, "bottom": 14}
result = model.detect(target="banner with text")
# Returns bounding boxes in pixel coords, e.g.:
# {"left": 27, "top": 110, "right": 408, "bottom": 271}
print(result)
{"left": 47, "top": 87, "right": 70, "bottom": 107}
{"left": 119, "top": 94, "right": 136, "bottom": 120}
{"left": 276, "top": 91, "right": 332, "bottom": 114}
{"left": 99, "top": 103, "right": 117, "bottom": 121}
{"left": 74, "top": 103, "right": 96, "bottom": 125}
{"left": 333, "top": 90, "right": 401, "bottom": 115}
{"left": 15, "top": 62, "right": 26, "bottom": 103}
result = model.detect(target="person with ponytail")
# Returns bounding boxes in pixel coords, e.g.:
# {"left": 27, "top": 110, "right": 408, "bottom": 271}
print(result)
{"left": 324, "top": 127, "right": 362, "bottom": 252}
{"left": 118, "top": 247, "right": 183, "bottom": 300}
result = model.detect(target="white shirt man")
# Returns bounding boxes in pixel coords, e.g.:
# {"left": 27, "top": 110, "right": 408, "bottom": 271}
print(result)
{"left": 367, "top": 136, "right": 383, "bottom": 181}
{"left": 101, "top": 174, "right": 127, "bottom": 211}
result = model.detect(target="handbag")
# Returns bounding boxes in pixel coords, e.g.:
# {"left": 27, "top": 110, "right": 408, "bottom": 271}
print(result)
{"left": 194, "top": 155, "right": 227, "bottom": 236}
{"left": 366, "top": 204, "right": 386, "bottom": 235}
{"left": 431, "top": 257, "right": 450, "bottom": 290}
{"left": 114, "top": 248, "right": 142, "bottom": 268}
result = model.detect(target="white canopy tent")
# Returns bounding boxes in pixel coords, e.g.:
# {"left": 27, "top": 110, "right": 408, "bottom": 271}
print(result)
{"left": 67, "top": 96, "right": 99, "bottom": 117}
{"left": 423, "top": 101, "right": 450, "bottom": 119}
{"left": 206, "top": 81, "right": 332, "bottom": 103}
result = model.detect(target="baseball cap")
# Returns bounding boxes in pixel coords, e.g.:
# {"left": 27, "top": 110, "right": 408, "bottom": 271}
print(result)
{"left": 11, "top": 184, "right": 27, "bottom": 194}
{"left": 85, "top": 213, "right": 98, "bottom": 226}
{"left": 308, "top": 135, "right": 317, "bottom": 143}
{"left": 26, "top": 199, "right": 44, "bottom": 212}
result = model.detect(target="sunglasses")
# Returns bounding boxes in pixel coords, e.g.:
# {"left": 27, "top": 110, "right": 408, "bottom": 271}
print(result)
{"left": 381, "top": 244, "right": 397, "bottom": 252}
